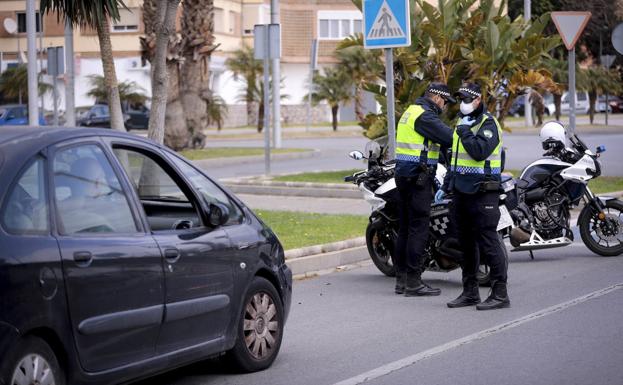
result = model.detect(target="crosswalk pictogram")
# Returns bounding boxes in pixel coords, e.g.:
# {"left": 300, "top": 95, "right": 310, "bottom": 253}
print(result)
{"left": 366, "top": 0, "right": 406, "bottom": 40}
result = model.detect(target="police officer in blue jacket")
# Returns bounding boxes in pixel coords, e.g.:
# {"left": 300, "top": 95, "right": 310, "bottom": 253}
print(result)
{"left": 438, "top": 83, "right": 510, "bottom": 310}
{"left": 394, "top": 83, "right": 455, "bottom": 296}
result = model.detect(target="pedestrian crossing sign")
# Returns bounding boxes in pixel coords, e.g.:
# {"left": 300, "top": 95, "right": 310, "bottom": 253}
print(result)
{"left": 363, "top": 0, "right": 410, "bottom": 49}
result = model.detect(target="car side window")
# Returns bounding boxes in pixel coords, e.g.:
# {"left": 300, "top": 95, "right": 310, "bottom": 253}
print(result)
{"left": 168, "top": 153, "right": 243, "bottom": 225}
{"left": 2, "top": 157, "right": 49, "bottom": 234}
{"left": 53, "top": 144, "right": 138, "bottom": 235}
{"left": 112, "top": 147, "right": 204, "bottom": 232}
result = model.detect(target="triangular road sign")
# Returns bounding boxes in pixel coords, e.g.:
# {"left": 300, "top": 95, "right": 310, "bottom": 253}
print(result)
{"left": 551, "top": 11, "right": 591, "bottom": 50}
{"left": 367, "top": 0, "right": 406, "bottom": 40}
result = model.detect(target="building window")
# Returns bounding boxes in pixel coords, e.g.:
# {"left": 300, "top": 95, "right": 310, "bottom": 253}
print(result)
{"left": 214, "top": 8, "right": 225, "bottom": 33}
{"left": 111, "top": 8, "right": 139, "bottom": 32}
{"left": 317, "top": 10, "right": 362, "bottom": 40}
{"left": 17, "top": 12, "right": 43, "bottom": 33}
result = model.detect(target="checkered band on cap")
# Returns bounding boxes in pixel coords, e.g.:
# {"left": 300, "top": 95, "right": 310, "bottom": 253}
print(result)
{"left": 458, "top": 87, "right": 481, "bottom": 98}
{"left": 428, "top": 88, "right": 452, "bottom": 99}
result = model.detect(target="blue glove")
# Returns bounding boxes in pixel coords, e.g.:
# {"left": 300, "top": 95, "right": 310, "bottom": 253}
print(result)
{"left": 434, "top": 189, "right": 445, "bottom": 203}
{"left": 459, "top": 116, "right": 476, "bottom": 126}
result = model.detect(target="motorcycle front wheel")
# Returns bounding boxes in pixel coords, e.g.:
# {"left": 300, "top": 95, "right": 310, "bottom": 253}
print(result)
{"left": 365, "top": 223, "right": 396, "bottom": 277}
{"left": 579, "top": 199, "right": 623, "bottom": 256}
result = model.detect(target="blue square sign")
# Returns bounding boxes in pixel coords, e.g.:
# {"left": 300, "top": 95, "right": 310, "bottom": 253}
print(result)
{"left": 363, "top": 0, "right": 411, "bottom": 49}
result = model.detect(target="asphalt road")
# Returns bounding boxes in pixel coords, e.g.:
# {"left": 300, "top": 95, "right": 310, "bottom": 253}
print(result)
{"left": 144, "top": 239, "right": 623, "bottom": 385}
{"left": 203, "top": 132, "right": 623, "bottom": 179}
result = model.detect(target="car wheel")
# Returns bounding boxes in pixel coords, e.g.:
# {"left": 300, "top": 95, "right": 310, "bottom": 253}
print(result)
{"left": 226, "top": 277, "right": 284, "bottom": 372}
{"left": 0, "top": 336, "right": 65, "bottom": 385}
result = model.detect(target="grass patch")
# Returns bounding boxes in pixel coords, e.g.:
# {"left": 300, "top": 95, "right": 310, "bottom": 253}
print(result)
{"left": 180, "top": 147, "right": 308, "bottom": 160}
{"left": 272, "top": 169, "right": 363, "bottom": 184}
{"left": 254, "top": 210, "right": 367, "bottom": 250}
{"left": 505, "top": 169, "right": 623, "bottom": 194}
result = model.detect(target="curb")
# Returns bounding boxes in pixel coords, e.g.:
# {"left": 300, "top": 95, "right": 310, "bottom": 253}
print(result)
{"left": 286, "top": 245, "right": 369, "bottom": 277}
{"left": 285, "top": 236, "right": 365, "bottom": 259}
{"left": 191, "top": 149, "right": 319, "bottom": 168}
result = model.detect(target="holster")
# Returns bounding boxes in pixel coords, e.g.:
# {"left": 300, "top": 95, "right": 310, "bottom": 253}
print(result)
{"left": 478, "top": 180, "right": 501, "bottom": 192}
{"left": 415, "top": 164, "right": 432, "bottom": 187}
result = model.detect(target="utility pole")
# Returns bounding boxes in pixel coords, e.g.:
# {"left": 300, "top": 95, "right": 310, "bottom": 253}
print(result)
{"left": 64, "top": 20, "right": 76, "bottom": 126}
{"left": 270, "top": 0, "right": 281, "bottom": 148}
{"left": 524, "top": 0, "right": 533, "bottom": 128}
{"left": 26, "top": 0, "right": 39, "bottom": 126}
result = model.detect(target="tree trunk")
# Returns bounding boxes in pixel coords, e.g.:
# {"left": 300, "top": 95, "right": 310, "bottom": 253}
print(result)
{"left": 147, "top": 0, "right": 180, "bottom": 144}
{"left": 354, "top": 87, "right": 365, "bottom": 123}
{"left": 96, "top": 17, "right": 125, "bottom": 131}
{"left": 554, "top": 93, "right": 562, "bottom": 121}
{"left": 257, "top": 100, "right": 264, "bottom": 133}
{"left": 588, "top": 90, "right": 597, "bottom": 124}
{"left": 331, "top": 105, "right": 339, "bottom": 131}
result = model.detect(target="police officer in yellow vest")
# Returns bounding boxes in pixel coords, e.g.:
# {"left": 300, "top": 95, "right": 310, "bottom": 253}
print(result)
{"left": 394, "top": 83, "right": 455, "bottom": 296}
{"left": 440, "top": 83, "right": 510, "bottom": 310}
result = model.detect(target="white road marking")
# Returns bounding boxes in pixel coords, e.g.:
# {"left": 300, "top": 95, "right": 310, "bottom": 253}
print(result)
{"left": 333, "top": 283, "right": 623, "bottom": 385}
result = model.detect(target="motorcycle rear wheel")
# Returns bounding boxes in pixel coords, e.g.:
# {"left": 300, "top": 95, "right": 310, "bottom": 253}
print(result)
{"left": 579, "top": 199, "right": 623, "bottom": 256}
{"left": 366, "top": 224, "right": 396, "bottom": 277}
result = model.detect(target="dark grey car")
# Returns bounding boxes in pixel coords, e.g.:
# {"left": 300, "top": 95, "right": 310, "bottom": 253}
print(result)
{"left": 0, "top": 127, "right": 292, "bottom": 385}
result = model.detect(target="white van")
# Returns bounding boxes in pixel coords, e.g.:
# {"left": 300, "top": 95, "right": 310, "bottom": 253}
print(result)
{"left": 546, "top": 92, "right": 609, "bottom": 115}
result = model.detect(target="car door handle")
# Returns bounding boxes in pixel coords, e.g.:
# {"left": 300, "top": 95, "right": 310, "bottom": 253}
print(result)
{"left": 164, "top": 248, "right": 180, "bottom": 263}
{"left": 73, "top": 251, "right": 93, "bottom": 264}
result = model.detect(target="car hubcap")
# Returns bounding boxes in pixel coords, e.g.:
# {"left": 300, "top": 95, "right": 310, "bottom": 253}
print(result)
{"left": 243, "top": 292, "right": 279, "bottom": 360}
{"left": 11, "top": 354, "right": 55, "bottom": 385}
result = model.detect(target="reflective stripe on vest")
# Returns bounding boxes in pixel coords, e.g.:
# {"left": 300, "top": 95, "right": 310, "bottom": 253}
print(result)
{"left": 395, "top": 105, "right": 441, "bottom": 165}
{"left": 450, "top": 114, "right": 503, "bottom": 175}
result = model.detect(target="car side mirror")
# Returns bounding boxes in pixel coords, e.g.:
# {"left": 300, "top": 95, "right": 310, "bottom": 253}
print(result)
{"left": 208, "top": 203, "right": 230, "bottom": 227}
{"left": 349, "top": 151, "right": 365, "bottom": 160}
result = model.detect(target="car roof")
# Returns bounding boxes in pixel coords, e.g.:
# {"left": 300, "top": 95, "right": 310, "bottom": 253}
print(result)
{"left": 0, "top": 126, "right": 157, "bottom": 153}
{"left": 0, "top": 104, "right": 25, "bottom": 109}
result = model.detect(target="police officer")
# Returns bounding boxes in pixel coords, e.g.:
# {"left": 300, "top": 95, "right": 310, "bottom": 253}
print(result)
{"left": 394, "top": 83, "right": 455, "bottom": 296}
{"left": 440, "top": 83, "right": 509, "bottom": 310}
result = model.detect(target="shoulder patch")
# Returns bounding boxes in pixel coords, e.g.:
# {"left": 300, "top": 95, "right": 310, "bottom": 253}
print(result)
{"left": 483, "top": 129, "right": 494, "bottom": 138}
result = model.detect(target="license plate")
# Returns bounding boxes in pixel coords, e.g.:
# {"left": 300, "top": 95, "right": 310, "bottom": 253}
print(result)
{"left": 497, "top": 205, "right": 513, "bottom": 231}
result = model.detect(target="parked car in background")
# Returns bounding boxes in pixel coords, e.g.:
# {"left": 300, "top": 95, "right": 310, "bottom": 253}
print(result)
{"left": 597, "top": 95, "right": 621, "bottom": 113}
{"left": 78, "top": 103, "right": 149, "bottom": 130}
{"left": 508, "top": 95, "right": 553, "bottom": 117}
{"left": 546, "top": 91, "right": 611, "bottom": 115}
{"left": 124, "top": 103, "right": 150, "bottom": 130}
{"left": 0, "top": 104, "right": 47, "bottom": 126}
{"left": 0, "top": 127, "right": 292, "bottom": 384}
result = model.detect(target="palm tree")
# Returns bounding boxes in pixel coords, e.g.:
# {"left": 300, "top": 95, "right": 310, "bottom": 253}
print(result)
{"left": 141, "top": 0, "right": 216, "bottom": 150}
{"left": 205, "top": 93, "right": 228, "bottom": 131}
{"left": 307, "top": 67, "right": 353, "bottom": 131}
{"left": 238, "top": 77, "right": 288, "bottom": 133}
{"left": 141, "top": 0, "right": 180, "bottom": 145}
{"left": 86, "top": 75, "right": 149, "bottom": 106}
{"left": 335, "top": 42, "right": 383, "bottom": 123}
{"left": 577, "top": 66, "right": 622, "bottom": 124}
{"left": 226, "top": 47, "right": 263, "bottom": 127}
{"left": 41, "top": 0, "right": 127, "bottom": 131}
{"left": 0, "top": 65, "right": 52, "bottom": 103}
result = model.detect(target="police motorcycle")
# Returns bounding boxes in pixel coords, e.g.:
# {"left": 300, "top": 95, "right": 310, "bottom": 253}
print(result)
{"left": 501, "top": 121, "right": 623, "bottom": 257}
{"left": 344, "top": 138, "right": 511, "bottom": 283}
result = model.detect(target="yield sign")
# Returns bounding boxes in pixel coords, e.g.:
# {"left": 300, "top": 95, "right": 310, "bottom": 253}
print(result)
{"left": 551, "top": 11, "right": 591, "bottom": 50}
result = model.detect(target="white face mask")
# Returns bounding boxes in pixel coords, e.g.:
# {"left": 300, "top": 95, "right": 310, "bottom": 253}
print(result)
{"left": 460, "top": 101, "right": 475, "bottom": 115}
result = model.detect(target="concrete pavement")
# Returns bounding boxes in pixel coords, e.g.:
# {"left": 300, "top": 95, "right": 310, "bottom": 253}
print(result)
{"left": 144, "top": 243, "right": 623, "bottom": 385}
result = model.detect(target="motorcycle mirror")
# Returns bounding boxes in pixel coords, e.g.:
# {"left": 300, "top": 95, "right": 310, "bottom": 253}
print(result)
{"left": 596, "top": 145, "right": 606, "bottom": 154}
{"left": 349, "top": 151, "right": 365, "bottom": 160}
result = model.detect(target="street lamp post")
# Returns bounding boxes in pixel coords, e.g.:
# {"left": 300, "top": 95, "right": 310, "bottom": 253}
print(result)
{"left": 524, "top": 0, "right": 533, "bottom": 128}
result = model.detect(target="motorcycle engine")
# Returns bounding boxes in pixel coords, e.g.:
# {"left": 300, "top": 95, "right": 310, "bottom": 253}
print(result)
{"left": 530, "top": 192, "right": 567, "bottom": 238}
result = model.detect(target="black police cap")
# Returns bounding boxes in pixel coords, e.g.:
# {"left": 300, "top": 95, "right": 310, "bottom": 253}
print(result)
{"left": 455, "top": 83, "right": 482, "bottom": 100}
{"left": 427, "top": 83, "right": 456, "bottom": 104}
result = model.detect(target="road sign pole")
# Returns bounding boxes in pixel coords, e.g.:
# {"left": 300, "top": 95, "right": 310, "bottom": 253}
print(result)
{"left": 26, "top": 0, "right": 39, "bottom": 126}
{"left": 264, "top": 38, "right": 271, "bottom": 175}
{"left": 569, "top": 47, "right": 576, "bottom": 133}
{"left": 385, "top": 48, "right": 395, "bottom": 160}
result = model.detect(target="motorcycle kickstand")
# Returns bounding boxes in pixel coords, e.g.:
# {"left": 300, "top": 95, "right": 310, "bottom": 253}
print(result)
{"left": 529, "top": 250, "right": 535, "bottom": 260}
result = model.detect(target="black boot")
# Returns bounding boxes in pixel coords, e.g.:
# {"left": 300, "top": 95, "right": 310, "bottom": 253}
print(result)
{"left": 395, "top": 269, "right": 406, "bottom": 294}
{"left": 447, "top": 278, "right": 480, "bottom": 308}
{"left": 404, "top": 271, "right": 441, "bottom": 297}
{"left": 476, "top": 281, "right": 510, "bottom": 310}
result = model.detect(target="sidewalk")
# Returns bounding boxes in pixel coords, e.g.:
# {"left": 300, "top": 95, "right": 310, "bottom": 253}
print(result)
{"left": 203, "top": 124, "right": 363, "bottom": 140}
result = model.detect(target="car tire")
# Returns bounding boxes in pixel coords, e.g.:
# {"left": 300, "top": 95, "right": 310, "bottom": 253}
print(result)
{"left": 0, "top": 336, "right": 65, "bottom": 385}
{"left": 225, "top": 276, "right": 284, "bottom": 373}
